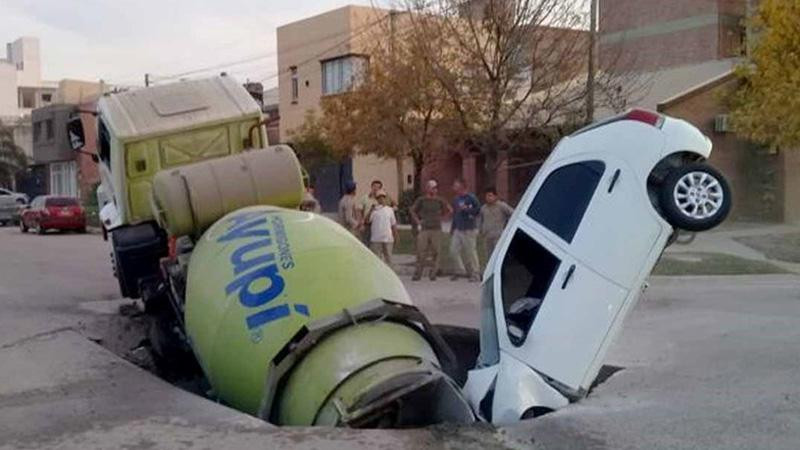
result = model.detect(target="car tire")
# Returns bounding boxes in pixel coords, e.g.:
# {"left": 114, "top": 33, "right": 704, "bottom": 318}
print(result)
{"left": 20, "top": 220, "right": 28, "bottom": 233}
{"left": 36, "top": 223, "right": 45, "bottom": 235}
{"left": 659, "top": 163, "right": 731, "bottom": 232}
{"left": 78, "top": 227, "right": 87, "bottom": 234}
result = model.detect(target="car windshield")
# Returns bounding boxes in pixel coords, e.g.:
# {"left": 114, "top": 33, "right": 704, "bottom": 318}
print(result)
{"left": 46, "top": 197, "right": 78, "bottom": 207}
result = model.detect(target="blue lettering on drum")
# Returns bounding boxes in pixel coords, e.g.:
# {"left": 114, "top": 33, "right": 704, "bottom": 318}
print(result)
{"left": 218, "top": 210, "right": 308, "bottom": 331}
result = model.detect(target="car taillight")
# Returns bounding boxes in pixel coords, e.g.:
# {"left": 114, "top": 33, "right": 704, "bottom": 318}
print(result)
{"left": 623, "top": 109, "right": 664, "bottom": 128}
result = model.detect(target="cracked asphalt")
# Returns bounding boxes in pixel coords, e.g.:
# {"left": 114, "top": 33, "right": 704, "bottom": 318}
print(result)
{"left": 1, "top": 226, "right": 800, "bottom": 449}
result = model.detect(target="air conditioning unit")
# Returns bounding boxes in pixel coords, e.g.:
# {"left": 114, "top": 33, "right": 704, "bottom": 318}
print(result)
{"left": 715, "top": 114, "right": 731, "bottom": 133}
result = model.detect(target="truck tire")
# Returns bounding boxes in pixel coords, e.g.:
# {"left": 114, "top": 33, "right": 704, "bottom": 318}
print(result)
{"left": 110, "top": 223, "right": 167, "bottom": 298}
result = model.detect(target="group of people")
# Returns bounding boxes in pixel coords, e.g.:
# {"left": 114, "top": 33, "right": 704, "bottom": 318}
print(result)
{"left": 337, "top": 178, "right": 514, "bottom": 282}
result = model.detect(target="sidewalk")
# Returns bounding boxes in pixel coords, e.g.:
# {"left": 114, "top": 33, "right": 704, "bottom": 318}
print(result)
{"left": 666, "top": 222, "right": 800, "bottom": 273}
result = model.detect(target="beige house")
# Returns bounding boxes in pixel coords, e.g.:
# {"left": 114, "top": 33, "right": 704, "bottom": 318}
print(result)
{"left": 277, "top": 5, "right": 414, "bottom": 205}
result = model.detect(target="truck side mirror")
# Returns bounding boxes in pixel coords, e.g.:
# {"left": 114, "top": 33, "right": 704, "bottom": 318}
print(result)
{"left": 67, "top": 115, "right": 85, "bottom": 151}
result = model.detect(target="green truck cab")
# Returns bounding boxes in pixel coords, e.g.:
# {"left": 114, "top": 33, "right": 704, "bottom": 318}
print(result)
{"left": 69, "top": 75, "right": 270, "bottom": 298}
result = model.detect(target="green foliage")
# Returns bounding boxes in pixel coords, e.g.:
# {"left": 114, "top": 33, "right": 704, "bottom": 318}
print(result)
{"left": 0, "top": 121, "right": 27, "bottom": 187}
{"left": 730, "top": 0, "right": 800, "bottom": 149}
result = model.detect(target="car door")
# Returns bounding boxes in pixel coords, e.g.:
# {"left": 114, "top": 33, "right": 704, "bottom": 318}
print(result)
{"left": 560, "top": 155, "right": 665, "bottom": 287}
{"left": 493, "top": 222, "right": 628, "bottom": 393}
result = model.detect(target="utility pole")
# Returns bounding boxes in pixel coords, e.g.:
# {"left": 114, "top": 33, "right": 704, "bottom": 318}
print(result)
{"left": 586, "top": 0, "right": 597, "bottom": 123}
{"left": 144, "top": 73, "right": 150, "bottom": 87}
{"left": 389, "top": 9, "right": 405, "bottom": 199}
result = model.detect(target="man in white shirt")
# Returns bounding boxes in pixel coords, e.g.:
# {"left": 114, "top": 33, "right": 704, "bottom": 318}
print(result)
{"left": 369, "top": 190, "right": 398, "bottom": 267}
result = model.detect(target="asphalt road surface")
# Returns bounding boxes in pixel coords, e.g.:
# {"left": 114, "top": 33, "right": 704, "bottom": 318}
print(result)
{"left": 1, "top": 225, "right": 799, "bottom": 449}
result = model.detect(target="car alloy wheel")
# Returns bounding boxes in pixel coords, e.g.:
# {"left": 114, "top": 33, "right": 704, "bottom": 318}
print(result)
{"left": 673, "top": 171, "right": 725, "bottom": 220}
{"left": 659, "top": 163, "right": 731, "bottom": 232}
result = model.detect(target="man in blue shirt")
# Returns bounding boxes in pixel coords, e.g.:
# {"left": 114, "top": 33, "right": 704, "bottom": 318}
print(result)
{"left": 450, "top": 178, "right": 481, "bottom": 281}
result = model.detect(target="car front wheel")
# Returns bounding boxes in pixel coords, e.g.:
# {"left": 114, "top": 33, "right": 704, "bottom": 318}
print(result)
{"left": 659, "top": 163, "right": 731, "bottom": 232}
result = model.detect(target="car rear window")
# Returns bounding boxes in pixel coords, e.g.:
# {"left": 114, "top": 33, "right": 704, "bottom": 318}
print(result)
{"left": 527, "top": 160, "right": 605, "bottom": 243}
{"left": 46, "top": 197, "right": 78, "bottom": 207}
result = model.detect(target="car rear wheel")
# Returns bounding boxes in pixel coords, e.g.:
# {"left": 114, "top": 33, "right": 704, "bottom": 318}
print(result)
{"left": 36, "top": 223, "right": 45, "bottom": 235}
{"left": 659, "top": 163, "right": 731, "bottom": 232}
{"left": 19, "top": 220, "right": 28, "bottom": 233}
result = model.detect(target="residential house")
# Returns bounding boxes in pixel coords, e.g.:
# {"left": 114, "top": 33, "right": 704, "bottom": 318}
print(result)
{"left": 30, "top": 80, "right": 107, "bottom": 202}
{"left": 596, "top": 0, "right": 795, "bottom": 221}
{"left": 0, "top": 37, "right": 57, "bottom": 163}
{"left": 277, "top": 5, "right": 414, "bottom": 211}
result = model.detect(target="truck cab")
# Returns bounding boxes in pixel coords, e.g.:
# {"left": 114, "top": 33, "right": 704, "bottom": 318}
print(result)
{"left": 69, "top": 75, "right": 269, "bottom": 298}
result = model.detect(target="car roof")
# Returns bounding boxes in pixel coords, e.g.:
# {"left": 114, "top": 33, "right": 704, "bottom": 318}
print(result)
{"left": 98, "top": 76, "right": 262, "bottom": 141}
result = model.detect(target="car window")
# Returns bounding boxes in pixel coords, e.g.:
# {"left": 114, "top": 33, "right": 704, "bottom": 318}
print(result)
{"left": 46, "top": 197, "right": 78, "bottom": 207}
{"left": 501, "top": 230, "right": 561, "bottom": 346}
{"left": 527, "top": 160, "right": 605, "bottom": 243}
{"left": 0, "top": 189, "right": 9, "bottom": 196}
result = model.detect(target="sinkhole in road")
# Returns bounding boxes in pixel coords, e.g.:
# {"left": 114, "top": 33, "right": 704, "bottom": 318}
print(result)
{"left": 92, "top": 301, "right": 624, "bottom": 429}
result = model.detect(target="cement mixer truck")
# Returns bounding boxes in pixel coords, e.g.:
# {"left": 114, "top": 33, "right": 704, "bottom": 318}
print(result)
{"left": 68, "top": 76, "right": 731, "bottom": 427}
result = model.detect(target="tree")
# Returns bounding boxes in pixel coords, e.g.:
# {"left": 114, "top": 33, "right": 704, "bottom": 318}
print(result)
{"left": 401, "top": 0, "right": 636, "bottom": 186}
{"left": 0, "top": 122, "right": 27, "bottom": 188}
{"left": 730, "top": 0, "right": 800, "bottom": 150}
{"left": 290, "top": 11, "right": 453, "bottom": 196}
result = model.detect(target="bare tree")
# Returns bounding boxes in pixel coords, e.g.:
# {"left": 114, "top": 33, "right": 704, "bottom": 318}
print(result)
{"left": 400, "top": 0, "right": 643, "bottom": 186}
{"left": 290, "top": 10, "right": 453, "bottom": 196}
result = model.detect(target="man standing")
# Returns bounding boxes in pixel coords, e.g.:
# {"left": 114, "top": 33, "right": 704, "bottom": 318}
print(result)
{"left": 479, "top": 187, "right": 514, "bottom": 257}
{"left": 450, "top": 179, "right": 481, "bottom": 282}
{"left": 358, "top": 179, "right": 384, "bottom": 243}
{"left": 369, "top": 191, "right": 398, "bottom": 266}
{"left": 338, "top": 181, "right": 359, "bottom": 235}
{"left": 410, "top": 180, "right": 452, "bottom": 281}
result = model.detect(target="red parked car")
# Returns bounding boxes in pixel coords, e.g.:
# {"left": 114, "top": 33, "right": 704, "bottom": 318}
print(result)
{"left": 20, "top": 196, "right": 87, "bottom": 234}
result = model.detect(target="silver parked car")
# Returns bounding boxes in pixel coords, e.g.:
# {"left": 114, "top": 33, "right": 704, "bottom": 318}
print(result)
{"left": 0, "top": 187, "right": 29, "bottom": 226}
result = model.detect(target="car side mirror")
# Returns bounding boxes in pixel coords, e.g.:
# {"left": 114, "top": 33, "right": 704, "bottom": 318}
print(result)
{"left": 67, "top": 115, "right": 85, "bottom": 151}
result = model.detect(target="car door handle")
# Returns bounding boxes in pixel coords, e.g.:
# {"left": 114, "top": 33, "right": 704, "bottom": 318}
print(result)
{"left": 608, "top": 169, "right": 621, "bottom": 193}
{"left": 561, "top": 264, "right": 576, "bottom": 289}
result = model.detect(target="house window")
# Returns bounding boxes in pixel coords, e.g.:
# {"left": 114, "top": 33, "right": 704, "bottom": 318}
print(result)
{"left": 527, "top": 160, "right": 605, "bottom": 243}
{"left": 41, "top": 93, "right": 52, "bottom": 103}
{"left": 45, "top": 119, "right": 54, "bottom": 141}
{"left": 49, "top": 161, "right": 78, "bottom": 197}
{"left": 290, "top": 67, "right": 299, "bottom": 103}
{"left": 19, "top": 89, "right": 35, "bottom": 108}
{"left": 321, "top": 56, "right": 367, "bottom": 95}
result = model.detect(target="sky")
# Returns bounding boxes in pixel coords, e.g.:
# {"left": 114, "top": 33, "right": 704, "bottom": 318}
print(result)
{"left": 0, "top": 0, "right": 382, "bottom": 89}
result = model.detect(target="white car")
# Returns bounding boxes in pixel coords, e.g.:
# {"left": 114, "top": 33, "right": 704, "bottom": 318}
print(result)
{"left": 0, "top": 187, "right": 29, "bottom": 225}
{"left": 465, "top": 109, "right": 731, "bottom": 423}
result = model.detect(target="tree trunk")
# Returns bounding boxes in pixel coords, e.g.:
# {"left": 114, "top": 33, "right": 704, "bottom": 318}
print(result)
{"left": 483, "top": 150, "right": 498, "bottom": 192}
{"left": 412, "top": 152, "right": 424, "bottom": 198}
{"left": 395, "top": 156, "right": 405, "bottom": 199}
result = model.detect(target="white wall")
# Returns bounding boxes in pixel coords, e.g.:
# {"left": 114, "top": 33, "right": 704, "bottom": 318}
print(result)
{"left": 7, "top": 37, "right": 41, "bottom": 88}
{"left": 0, "top": 63, "right": 18, "bottom": 118}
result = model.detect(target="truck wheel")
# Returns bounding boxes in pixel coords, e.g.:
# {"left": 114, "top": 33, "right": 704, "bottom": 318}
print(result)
{"left": 659, "top": 163, "right": 731, "bottom": 232}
